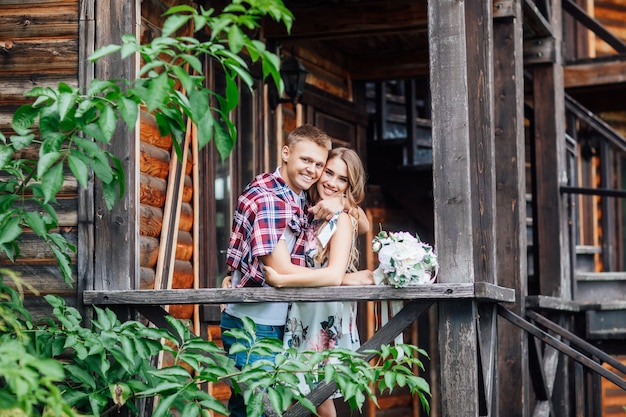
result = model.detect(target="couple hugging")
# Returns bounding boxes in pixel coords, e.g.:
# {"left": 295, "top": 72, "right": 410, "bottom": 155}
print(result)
{"left": 220, "top": 124, "right": 374, "bottom": 417}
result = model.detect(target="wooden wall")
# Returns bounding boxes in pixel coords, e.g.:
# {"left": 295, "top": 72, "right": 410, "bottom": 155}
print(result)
{"left": 0, "top": 0, "right": 80, "bottom": 303}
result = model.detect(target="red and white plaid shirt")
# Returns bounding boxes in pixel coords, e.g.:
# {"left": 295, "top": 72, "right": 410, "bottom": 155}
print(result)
{"left": 226, "top": 171, "right": 309, "bottom": 287}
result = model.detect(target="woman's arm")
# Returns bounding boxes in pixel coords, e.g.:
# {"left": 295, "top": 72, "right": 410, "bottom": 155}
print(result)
{"left": 263, "top": 213, "right": 355, "bottom": 287}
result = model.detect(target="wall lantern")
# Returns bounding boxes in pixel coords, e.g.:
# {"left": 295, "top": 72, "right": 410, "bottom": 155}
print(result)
{"left": 268, "top": 56, "right": 309, "bottom": 110}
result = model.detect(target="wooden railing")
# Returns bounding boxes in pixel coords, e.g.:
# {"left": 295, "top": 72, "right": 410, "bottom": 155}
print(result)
{"left": 84, "top": 282, "right": 515, "bottom": 416}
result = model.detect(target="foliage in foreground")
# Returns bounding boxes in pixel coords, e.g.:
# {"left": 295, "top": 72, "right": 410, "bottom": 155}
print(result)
{"left": 0, "top": 1, "right": 432, "bottom": 415}
{"left": 0, "top": 0, "right": 292, "bottom": 287}
{"left": 0, "top": 272, "right": 431, "bottom": 417}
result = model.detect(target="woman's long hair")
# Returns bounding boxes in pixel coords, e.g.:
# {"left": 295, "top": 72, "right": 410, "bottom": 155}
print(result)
{"left": 309, "top": 147, "right": 366, "bottom": 270}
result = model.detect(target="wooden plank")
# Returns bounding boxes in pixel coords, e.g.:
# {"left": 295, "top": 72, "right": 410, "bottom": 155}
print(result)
{"left": 76, "top": 0, "right": 95, "bottom": 319}
{"left": 1, "top": 0, "right": 78, "bottom": 4}
{"left": 0, "top": 39, "right": 78, "bottom": 74}
{"left": 83, "top": 282, "right": 515, "bottom": 305}
{"left": 532, "top": 63, "right": 570, "bottom": 298}
{"left": 439, "top": 300, "right": 480, "bottom": 415}
{"left": 494, "top": 5, "right": 530, "bottom": 415}
{"left": 1, "top": 263, "right": 77, "bottom": 294}
{"left": 564, "top": 60, "right": 626, "bottom": 89}
{"left": 525, "top": 295, "right": 581, "bottom": 311}
{"left": 0, "top": 74, "right": 78, "bottom": 104}
{"left": 0, "top": 229, "right": 78, "bottom": 262}
{"left": 465, "top": 0, "right": 497, "bottom": 284}
{"left": 0, "top": 4, "right": 78, "bottom": 39}
{"left": 93, "top": 0, "right": 140, "bottom": 292}
{"left": 429, "top": 0, "right": 482, "bottom": 413}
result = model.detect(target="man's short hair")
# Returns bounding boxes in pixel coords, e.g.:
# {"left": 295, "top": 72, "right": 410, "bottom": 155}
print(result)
{"left": 286, "top": 124, "right": 332, "bottom": 150}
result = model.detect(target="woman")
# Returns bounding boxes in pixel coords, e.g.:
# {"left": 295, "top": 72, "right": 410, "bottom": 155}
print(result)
{"left": 263, "top": 147, "right": 371, "bottom": 417}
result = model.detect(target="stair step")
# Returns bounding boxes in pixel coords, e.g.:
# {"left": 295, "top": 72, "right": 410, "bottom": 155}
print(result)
{"left": 576, "top": 272, "right": 626, "bottom": 281}
{"left": 575, "top": 272, "right": 626, "bottom": 303}
{"left": 586, "top": 309, "right": 626, "bottom": 340}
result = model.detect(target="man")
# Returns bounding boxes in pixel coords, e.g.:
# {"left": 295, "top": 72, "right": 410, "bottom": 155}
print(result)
{"left": 220, "top": 124, "right": 333, "bottom": 417}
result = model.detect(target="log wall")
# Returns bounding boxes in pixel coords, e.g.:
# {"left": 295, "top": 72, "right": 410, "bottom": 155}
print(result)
{"left": 0, "top": 0, "right": 80, "bottom": 300}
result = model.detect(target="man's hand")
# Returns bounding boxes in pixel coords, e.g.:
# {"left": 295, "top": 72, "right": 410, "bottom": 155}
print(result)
{"left": 308, "top": 195, "right": 344, "bottom": 221}
{"left": 342, "top": 269, "right": 374, "bottom": 286}
{"left": 220, "top": 276, "right": 232, "bottom": 312}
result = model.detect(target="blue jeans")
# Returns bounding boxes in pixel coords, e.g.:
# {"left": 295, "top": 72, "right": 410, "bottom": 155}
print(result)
{"left": 220, "top": 312, "right": 284, "bottom": 417}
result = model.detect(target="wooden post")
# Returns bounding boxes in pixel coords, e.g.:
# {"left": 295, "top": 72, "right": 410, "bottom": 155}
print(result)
{"left": 532, "top": 4, "right": 570, "bottom": 300}
{"left": 531, "top": 0, "right": 571, "bottom": 414}
{"left": 494, "top": 1, "right": 530, "bottom": 415}
{"left": 77, "top": 0, "right": 95, "bottom": 317}
{"left": 429, "top": 0, "right": 497, "bottom": 413}
{"left": 93, "top": 0, "right": 140, "bottom": 293}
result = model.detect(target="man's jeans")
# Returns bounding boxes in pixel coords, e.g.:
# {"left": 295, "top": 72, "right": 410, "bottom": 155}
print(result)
{"left": 220, "top": 312, "right": 284, "bottom": 417}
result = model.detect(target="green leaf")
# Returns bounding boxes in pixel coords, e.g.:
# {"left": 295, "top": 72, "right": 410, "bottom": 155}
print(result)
{"left": 9, "top": 134, "right": 35, "bottom": 150}
{"left": 0, "top": 144, "right": 13, "bottom": 169}
{"left": 179, "top": 54, "right": 203, "bottom": 75}
{"left": 0, "top": 215, "right": 22, "bottom": 246}
{"left": 23, "top": 211, "right": 47, "bottom": 237}
{"left": 214, "top": 122, "right": 235, "bottom": 161}
{"left": 57, "top": 91, "right": 76, "bottom": 121}
{"left": 83, "top": 122, "right": 107, "bottom": 143}
{"left": 98, "top": 105, "right": 117, "bottom": 143}
{"left": 227, "top": 25, "right": 245, "bottom": 53}
{"left": 68, "top": 152, "right": 89, "bottom": 188}
{"left": 195, "top": 109, "right": 214, "bottom": 150}
{"left": 121, "top": 39, "right": 140, "bottom": 60}
{"left": 39, "top": 106, "right": 60, "bottom": 137}
{"left": 11, "top": 105, "right": 38, "bottom": 136}
{"left": 152, "top": 393, "right": 178, "bottom": 417}
{"left": 101, "top": 180, "right": 118, "bottom": 211}
{"left": 117, "top": 96, "right": 138, "bottom": 129}
{"left": 50, "top": 244, "right": 73, "bottom": 286}
{"left": 162, "top": 14, "right": 192, "bottom": 37}
{"left": 171, "top": 65, "right": 194, "bottom": 95}
{"left": 145, "top": 72, "right": 170, "bottom": 112}
{"left": 224, "top": 74, "right": 239, "bottom": 113}
{"left": 41, "top": 162, "right": 64, "bottom": 203}
{"left": 37, "top": 151, "right": 61, "bottom": 179}
{"left": 163, "top": 4, "right": 197, "bottom": 15}
{"left": 90, "top": 44, "right": 122, "bottom": 62}
{"left": 189, "top": 88, "right": 209, "bottom": 123}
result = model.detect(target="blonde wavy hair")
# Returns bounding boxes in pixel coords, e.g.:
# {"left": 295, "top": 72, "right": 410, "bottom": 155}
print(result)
{"left": 309, "top": 147, "right": 366, "bottom": 270}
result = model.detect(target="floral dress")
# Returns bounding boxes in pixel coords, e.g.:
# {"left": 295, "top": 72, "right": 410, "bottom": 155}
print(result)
{"left": 283, "top": 212, "right": 360, "bottom": 395}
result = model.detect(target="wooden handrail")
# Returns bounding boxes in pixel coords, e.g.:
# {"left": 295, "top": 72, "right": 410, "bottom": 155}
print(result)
{"left": 83, "top": 282, "right": 515, "bottom": 306}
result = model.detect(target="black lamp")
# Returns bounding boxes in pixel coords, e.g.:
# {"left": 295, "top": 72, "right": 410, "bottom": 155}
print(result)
{"left": 268, "top": 56, "right": 309, "bottom": 110}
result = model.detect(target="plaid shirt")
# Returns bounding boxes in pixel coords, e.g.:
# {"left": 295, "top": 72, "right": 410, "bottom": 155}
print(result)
{"left": 226, "top": 171, "right": 309, "bottom": 287}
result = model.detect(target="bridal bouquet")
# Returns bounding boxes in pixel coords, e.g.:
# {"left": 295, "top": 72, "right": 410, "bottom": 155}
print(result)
{"left": 372, "top": 230, "right": 438, "bottom": 288}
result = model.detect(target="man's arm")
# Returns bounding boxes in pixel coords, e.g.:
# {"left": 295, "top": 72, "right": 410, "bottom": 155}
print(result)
{"left": 262, "top": 214, "right": 372, "bottom": 287}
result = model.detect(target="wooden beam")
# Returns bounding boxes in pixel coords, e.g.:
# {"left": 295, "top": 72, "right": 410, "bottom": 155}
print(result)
{"left": 562, "top": 0, "right": 626, "bottom": 54}
{"left": 564, "top": 59, "right": 626, "bottom": 88}
{"left": 466, "top": 0, "right": 497, "bottom": 284}
{"left": 522, "top": 0, "right": 552, "bottom": 39}
{"left": 494, "top": 1, "right": 529, "bottom": 414}
{"left": 83, "top": 283, "right": 516, "bottom": 305}
{"left": 264, "top": 0, "right": 427, "bottom": 41}
{"left": 532, "top": 61, "right": 570, "bottom": 298}
{"left": 498, "top": 306, "right": 626, "bottom": 390}
{"left": 93, "top": 0, "right": 140, "bottom": 293}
